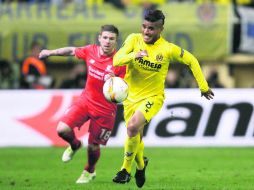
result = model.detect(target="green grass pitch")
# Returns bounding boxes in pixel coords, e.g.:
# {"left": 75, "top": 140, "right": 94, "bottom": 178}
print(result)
{"left": 1, "top": 147, "right": 254, "bottom": 190}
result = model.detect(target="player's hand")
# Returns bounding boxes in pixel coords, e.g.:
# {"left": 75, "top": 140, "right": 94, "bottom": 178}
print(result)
{"left": 39, "top": 50, "right": 51, "bottom": 59}
{"left": 201, "top": 89, "right": 214, "bottom": 100}
{"left": 135, "top": 50, "right": 148, "bottom": 58}
{"left": 104, "top": 72, "right": 115, "bottom": 81}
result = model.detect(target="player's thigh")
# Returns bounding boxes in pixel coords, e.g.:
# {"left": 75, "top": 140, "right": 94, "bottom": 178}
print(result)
{"left": 88, "top": 115, "right": 115, "bottom": 145}
{"left": 60, "top": 103, "right": 89, "bottom": 129}
{"left": 123, "top": 95, "right": 164, "bottom": 124}
{"left": 123, "top": 100, "right": 140, "bottom": 126}
{"left": 137, "top": 95, "right": 164, "bottom": 123}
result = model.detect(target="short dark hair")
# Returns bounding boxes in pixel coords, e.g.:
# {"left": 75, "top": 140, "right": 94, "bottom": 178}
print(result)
{"left": 144, "top": 10, "right": 165, "bottom": 25}
{"left": 101, "top": 24, "right": 119, "bottom": 36}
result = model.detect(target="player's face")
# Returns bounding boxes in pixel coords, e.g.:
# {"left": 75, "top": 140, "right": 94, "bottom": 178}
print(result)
{"left": 98, "top": 31, "right": 117, "bottom": 55}
{"left": 141, "top": 20, "right": 164, "bottom": 44}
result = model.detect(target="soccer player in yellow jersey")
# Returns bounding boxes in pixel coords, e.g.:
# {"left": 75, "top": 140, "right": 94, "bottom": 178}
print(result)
{"left": 112, "top": 10, "right": 214, "bottom": 187}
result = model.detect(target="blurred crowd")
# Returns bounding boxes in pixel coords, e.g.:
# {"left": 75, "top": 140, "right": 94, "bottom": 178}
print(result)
{"left": 0, "top": 0, "right": 252, "bottom": 90}
{"left": 0, "top": 0, "right": 253, "bottom": 7}
{"left": 0, "top": 40, "right": 224, "bottom": 90}
{"left": 0, "top": 59, "right": 224, "bottom": 90}
{"left": 165, "top": 66, "right": 225, "bottom": 89}
{"left": 0, "top": 41, "right": 87, "bottom": 90}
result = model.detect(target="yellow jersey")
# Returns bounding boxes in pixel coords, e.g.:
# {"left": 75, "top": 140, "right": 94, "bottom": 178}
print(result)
{"left": 113, "top": 33, "right": 209, "bottom": 102}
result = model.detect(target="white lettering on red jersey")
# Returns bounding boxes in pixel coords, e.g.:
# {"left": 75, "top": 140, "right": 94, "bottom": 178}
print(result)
{"left": 75, "top": 44, "right": 125, "bottom": 115}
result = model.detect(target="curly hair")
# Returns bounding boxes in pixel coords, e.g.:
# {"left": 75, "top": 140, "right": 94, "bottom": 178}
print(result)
{"left": 144, "top": 10, "right": 165, "bottom": 25}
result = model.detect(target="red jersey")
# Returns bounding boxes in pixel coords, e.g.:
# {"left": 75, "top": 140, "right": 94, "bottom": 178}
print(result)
{"left": 75, "top": 44, "right": 125, "bottom": 116}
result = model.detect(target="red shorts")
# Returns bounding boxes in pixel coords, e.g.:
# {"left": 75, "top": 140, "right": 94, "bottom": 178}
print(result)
{"left": 61, "top": 98, "right": 116, "bottom": 145}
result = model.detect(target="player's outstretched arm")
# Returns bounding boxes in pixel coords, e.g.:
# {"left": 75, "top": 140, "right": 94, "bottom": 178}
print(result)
{"left": 113, "top": 34, "right": 136, "bottom": 67}
{"left": 169, "top": 44, "right": 214, "bottom": 101}
{"left": 201, "top": 88, "right": 214, "bottom": 100}
{"left": 39, "top": 47, "right": 76, "bottom": 59}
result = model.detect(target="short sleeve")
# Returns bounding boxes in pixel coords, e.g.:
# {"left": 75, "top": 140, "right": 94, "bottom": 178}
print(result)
{"left": 75, "top": 46, "right": 88, "bottom": 59}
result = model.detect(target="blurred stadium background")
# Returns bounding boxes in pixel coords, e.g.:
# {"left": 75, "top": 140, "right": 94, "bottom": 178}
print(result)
{"left": 0, "top": 0, "right": 254, "bottom": 189}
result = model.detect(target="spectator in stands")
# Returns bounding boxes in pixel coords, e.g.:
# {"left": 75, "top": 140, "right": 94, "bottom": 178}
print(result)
{"left": 105, "top": 0, "right": 126, "bottom": 9}
{"left": 165, "top": 70, "right": 181, "bottom": 88}
{"left": 178, "top": 68, "right": 198, "bottom": 88}
{"left": 206, "top": 67, "right": 224, "bottom": 88}
{"left": 20, "top": 41, "right": 54, "bottom": 89}
{"left": 59, "top": 63, "right": 87, "bottom": 89}
{"left": 0, "top": 59, "right": 19, "bottom": 89}
{"left": 118, "top": 0, "right": 166, "bottom": 12}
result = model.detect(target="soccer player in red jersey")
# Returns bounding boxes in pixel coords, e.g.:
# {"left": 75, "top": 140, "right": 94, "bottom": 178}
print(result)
{"left": 39, "top": 25, "right": 125, "bottom": 184}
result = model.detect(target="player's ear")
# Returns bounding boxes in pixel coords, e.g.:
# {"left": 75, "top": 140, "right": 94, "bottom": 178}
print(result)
{"left": 98, "top": 34, "right": 101, "bottom": 42}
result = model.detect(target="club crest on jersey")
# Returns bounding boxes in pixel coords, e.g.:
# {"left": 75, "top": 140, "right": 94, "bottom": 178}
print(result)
{"left": 156, "top": 54, "right": 163, "bottom": 62}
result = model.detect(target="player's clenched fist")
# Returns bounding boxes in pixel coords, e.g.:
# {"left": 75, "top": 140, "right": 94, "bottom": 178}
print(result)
{"left": 135, "top": 50, "right": 148, "bottom": 59}
{"left": 39, "top": 50, "right": 52, "bottom": 59}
